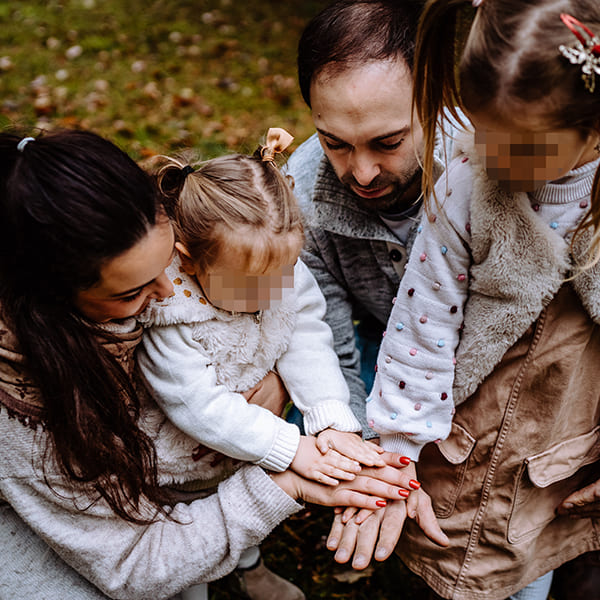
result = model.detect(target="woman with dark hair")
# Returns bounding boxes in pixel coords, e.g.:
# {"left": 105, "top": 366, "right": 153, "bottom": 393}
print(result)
{"left": 0, "top": 129, "right": 410, "bottom": 599}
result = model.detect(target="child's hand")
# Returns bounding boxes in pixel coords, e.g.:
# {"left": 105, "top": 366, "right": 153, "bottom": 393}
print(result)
{"left": 316, "top": 429, "right": 386, "bottom": 467}
{"left": 291, "top": 435, "right": 362, "bottom": 485}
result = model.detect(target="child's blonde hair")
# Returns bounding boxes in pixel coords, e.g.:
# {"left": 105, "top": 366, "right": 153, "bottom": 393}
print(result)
{"left": 414, "top": 0, "right": 600, "bottom": 261}
{"left": 155, "top": 145, "right": 303, "bottom": 274}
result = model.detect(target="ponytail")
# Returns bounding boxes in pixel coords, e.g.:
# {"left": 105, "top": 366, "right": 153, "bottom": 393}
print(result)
{"left": 413, "top": 0, "right": 473, "bottom": 204}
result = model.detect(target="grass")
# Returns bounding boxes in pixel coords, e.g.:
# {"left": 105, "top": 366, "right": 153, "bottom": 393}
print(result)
{"left": 0, "top": 0, "right": 327, "bottom": 159}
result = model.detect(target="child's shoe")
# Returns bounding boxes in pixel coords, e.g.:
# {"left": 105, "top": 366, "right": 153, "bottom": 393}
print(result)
{"left": 235, "top": 558, "right": 305, "bottom": 600}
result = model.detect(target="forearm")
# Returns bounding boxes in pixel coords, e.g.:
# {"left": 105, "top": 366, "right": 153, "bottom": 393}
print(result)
{"left": 2, "top": 467, "right": 300, "bottom": 600}
{"left": 139, "top": 324, "right": 299, "bottom": 471}
{"left": 367, "top": 204, "right": 470, "bottom": 459}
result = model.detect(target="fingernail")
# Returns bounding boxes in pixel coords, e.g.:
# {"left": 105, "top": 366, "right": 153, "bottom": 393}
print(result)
{"left": 376, "top": 500, "right": 387, "bottom": 507}
{"left": 327, "top": 539, "right": 338, "bottom": 549}
{"left": 336, "top": 549, "right": 349, "bottom": 562}
{"left": 562, "top": 502, "right": 574, "bottom": 510}
{"left": 399, "top": 456, "right": 411, "bottom": 465}
{"left": 375, "top": 548, "right": 388, "bottom": 560}
{"left": 398, "top": 488, "right": 410, "bottom": 498}
{"left": 409, "top": 479, "right": 421, "bottom": 490}
{"left": 354, "top": 554, "right": 367, "bottom": 568}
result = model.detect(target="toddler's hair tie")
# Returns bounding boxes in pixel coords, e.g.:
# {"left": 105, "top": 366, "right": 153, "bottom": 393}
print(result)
{"left": 181, "top": 165, "right": 195, "bottom": 180}
{"left": 17, "top": 137, "right": 35, "bottom": 152}
{"left": 558, "top": 13, "right": 600, "bottom": 93}
{"left": 260, "top": 127, "right": 294, "bottom": 165}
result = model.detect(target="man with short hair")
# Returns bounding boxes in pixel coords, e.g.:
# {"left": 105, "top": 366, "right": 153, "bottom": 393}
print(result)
{"left": 286, "top": 0, "right": 455, "bottom": 434}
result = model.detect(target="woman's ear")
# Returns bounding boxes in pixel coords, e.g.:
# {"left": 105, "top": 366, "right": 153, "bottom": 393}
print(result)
{"left": 175, "top": 242, "right": 196, "bottom": 276}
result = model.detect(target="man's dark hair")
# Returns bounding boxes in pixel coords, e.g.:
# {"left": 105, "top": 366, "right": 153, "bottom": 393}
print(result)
{"left": 298, "top": 0, "right": 425, "bottom": 107}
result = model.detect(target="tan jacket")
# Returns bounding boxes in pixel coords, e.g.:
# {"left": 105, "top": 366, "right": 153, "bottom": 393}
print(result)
{"left": 398, "top": 142, "right": 600, "bottom": 599}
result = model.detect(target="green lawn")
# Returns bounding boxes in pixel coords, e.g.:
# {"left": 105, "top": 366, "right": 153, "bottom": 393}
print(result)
{"left": 0, "top": 0, "right": 326, "bottom": 159}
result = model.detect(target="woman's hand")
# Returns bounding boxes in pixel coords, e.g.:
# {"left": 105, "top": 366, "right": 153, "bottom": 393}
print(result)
{"left": 242, "top": 371, "right": 289, "bottom": 417}
{"left": 270, "top": 455, "right": 418, "bottom": 511}
{"left": 556, "top": 477, "right": 600, "bottom": 518}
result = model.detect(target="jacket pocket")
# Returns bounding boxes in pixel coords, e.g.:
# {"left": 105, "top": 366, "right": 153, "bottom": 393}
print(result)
{"left": 420, "top": 421, "right": 476, "bottom": 518}
{"left": 508, "top": 426, "right": 600, "bottom": 544}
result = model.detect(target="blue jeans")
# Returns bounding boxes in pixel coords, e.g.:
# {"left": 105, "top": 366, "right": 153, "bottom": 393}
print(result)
{"left": 509, "top": 571, "right": 553, "bottom": 600}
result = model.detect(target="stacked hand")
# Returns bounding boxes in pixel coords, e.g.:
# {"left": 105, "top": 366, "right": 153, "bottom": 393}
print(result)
{"left": 326, "top": 458, "right": 448, "bottom": 569}
{"left": 272, "top": 451, "right": 427, "bottom": 512}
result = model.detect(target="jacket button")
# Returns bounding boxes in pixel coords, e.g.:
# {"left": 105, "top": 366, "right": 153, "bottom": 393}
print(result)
{"left": 389, "top": 248, "right": 403, "bottom": 262}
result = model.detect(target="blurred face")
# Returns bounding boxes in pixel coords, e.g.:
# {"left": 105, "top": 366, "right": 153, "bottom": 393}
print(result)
{"left": 469, "top": 103, "right": 599, "bottom": 193}
{"left": 310, "top": 59, "right": 423, "bottom": 212}
{"left": 74, "top": 218, "right": 175, "bottom": 322}
{"left": 179, "top": 231, "right": 302, "bottom": 313}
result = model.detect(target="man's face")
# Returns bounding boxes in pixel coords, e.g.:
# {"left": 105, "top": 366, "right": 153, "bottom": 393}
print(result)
{"left": 310, "top": 59, "right": 423, "bottom": 212}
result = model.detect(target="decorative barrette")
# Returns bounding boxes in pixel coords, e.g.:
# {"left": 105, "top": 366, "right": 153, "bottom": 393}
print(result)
{"left": 260, "top": 127, "right": 294, "bottom": 165}
{"left": 558, "top": 13, "right": 600, "bottom": 93}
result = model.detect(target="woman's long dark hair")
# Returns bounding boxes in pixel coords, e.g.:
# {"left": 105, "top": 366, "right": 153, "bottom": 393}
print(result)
{"left": 0, "top": 129, "right": 173, "bottom": 523}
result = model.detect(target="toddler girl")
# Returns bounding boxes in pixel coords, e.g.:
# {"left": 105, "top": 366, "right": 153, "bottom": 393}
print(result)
{"left": 137, "top": 129, "right": 391, "bottom": 599}
{"left": 365, "top": 1, "right": 600, "bottom": 599}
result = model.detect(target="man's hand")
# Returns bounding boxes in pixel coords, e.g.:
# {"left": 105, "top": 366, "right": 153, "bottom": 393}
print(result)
{"left": 326, "top": 485, "right": 449, "bottom": 570}
{"left": 242, "top": 371, "right": 289, "bottom": 416}
{"left": 557, "top": 478, "right": 600, "bottom": 518}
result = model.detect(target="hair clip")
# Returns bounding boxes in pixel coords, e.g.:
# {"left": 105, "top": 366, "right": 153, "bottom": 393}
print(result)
{"left": 558, "top": 13, "right": 600, "bottom": 93}
{"left": 17, "top": 137, "right": 35, "bottom": 152}
{"left": 260, "top": 127, "right": 294, "bottom": 164}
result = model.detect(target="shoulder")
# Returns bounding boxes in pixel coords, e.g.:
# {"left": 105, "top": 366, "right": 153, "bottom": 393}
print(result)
{"left": 432, "top": 147, "right": 479, "bottom": 230}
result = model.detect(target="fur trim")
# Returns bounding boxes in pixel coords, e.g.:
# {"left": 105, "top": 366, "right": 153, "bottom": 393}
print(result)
{"left": 452, "top": 138, "right": 598, "bottom": 404}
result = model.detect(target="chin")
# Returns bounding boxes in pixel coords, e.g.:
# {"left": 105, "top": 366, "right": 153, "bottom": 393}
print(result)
{"left": 351, "top": 189, "right": 394, "bottom": 210}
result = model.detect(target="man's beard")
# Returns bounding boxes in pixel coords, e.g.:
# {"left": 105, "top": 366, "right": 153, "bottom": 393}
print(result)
{"left": 341, "top": 165, "right": 422, "bottom": 212}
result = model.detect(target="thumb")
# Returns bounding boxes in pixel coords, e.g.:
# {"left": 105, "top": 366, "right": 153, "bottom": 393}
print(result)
{"left": 558, "top": 480, "right": 600, "bottom": 511}
{"left": 414, "top": 491, "right": 449, "bottom": 547}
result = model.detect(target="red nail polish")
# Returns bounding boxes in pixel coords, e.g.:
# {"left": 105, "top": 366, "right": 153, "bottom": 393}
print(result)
{"left": 409, "top": 479, "right": 421, "bottom": 490}
{"left": 376, "top": 500, "right": 387, "bottom": 507}
{"left": 398, "top": 489, "right": 410, "bottom": 498}
{"left": 399, "top": 456, "right": 411, "bottom": 466}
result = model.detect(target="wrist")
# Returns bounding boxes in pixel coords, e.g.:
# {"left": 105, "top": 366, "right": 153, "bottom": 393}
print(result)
{"left": 270, "top": 470, "right": 300, "bottom": 500}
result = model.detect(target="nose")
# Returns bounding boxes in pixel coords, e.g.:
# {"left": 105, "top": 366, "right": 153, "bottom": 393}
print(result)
{"left": 149, "top": 271, "right": 174, "bottom": 300}
{"left": 349, "top": 150, "right": 381, "bottom": 187}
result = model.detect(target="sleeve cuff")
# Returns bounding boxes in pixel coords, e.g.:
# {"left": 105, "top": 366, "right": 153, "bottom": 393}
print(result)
{"left": 302, "top": 400, "right": 362, "bottom": 435}
{"left": 379, "top": 433, "right": 425, "bottom": 461}
{"left": 219, "top": 465, "right": 303, "bottom": 527}
{"left": 255, "top": 422, "right": 300, "bottom": 472}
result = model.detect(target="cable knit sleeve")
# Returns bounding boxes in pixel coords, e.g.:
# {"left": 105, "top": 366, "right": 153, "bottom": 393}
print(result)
{"left": 276, "top": 259, "right": 361, "bottom": 435}
{"left": 138, "top": 322, "right": 300, "bottom": 472}
{"left": 367, "top": 158, "right": 473, "bottom": 460}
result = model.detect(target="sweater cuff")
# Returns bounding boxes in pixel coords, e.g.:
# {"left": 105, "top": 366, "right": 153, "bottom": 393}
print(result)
{"left": 218, "top": 466, "right": 303, "bottom": 529}
{"left": 379, "top": 433, "right": 424, "bottom": 461}
{"left": 255, "top": 422, "right": 300, "bottom": 472}
{"left": 302, "top": 400, "right": 362, "bottom": 435}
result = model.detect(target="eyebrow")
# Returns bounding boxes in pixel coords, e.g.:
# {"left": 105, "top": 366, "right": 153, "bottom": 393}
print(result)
{"left": 316, "top": 127, "right": 410, "bottom": 144}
